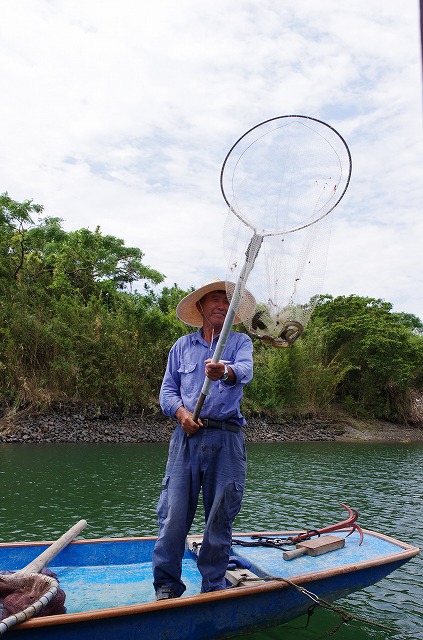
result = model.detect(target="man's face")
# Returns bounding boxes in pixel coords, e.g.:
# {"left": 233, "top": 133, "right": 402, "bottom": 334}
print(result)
{"left": 198, "top": 290, "right": 229, "bottom": 329}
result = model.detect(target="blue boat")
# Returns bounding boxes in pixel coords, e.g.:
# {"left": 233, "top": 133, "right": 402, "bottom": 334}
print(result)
{"left": 0, "top": 527, "right": 419, "bottom": 639}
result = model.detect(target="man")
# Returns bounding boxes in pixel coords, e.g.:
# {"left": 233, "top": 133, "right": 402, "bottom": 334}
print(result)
{"left": 152, "top": 278, "right": 255, "bottom": 600}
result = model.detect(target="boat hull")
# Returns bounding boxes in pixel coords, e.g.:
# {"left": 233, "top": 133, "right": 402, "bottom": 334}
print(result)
{"left": 0, "top": 529, "right": 419, "bottom": 639}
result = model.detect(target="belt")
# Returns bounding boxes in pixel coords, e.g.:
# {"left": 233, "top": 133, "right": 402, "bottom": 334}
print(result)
{"left": 201, "top": 418, "right": 241, "bottom": 433}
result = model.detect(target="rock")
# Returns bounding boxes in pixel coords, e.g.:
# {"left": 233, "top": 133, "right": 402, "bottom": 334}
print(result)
{"left": 0, "top": 406, "right": 422, "bottom": 443}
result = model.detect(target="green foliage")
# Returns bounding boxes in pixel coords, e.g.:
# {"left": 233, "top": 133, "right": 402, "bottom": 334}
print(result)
{"left": 1, "top": 194, "right": 422, "bottom": 425}
{"left": 0, "top": 192, "right": 43, "bottom": 280}
{"left": 24, "top": 218, "right": 164, "bottom": 301}
{"left": 243, "top": 294, "right": 422, "bottom": 423}
{"left": 392, "top": 311, "right": 423, "bottom": 335}
{"left": 0, "top": 193, "right": 171, "bottom": 413}
{"left": 244, "top": 325, "right": 356, "bottom": 417}
{"left": 307, "top": 295, "right": 423, "bottom": 421}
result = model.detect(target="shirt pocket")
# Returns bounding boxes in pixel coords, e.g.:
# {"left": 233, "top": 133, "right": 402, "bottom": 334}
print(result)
{"left": 177, "top": 362, "right": 198, "bottom": 394}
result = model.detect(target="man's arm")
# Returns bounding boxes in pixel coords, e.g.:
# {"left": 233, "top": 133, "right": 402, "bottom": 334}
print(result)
{"left": 226, "top": 333, "right": 254, "bottom": 386}
{"left": 159, "top": 343, "right": 184, "bottom": 418}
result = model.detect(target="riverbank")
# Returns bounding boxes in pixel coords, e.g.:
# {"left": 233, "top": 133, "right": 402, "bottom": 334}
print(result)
{"left": 0, "top": 407, "right": 422, "bottom": 443}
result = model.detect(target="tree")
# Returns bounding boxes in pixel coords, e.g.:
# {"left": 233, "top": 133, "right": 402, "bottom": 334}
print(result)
{"left": 392, "top": 311, "right": 423, "bottom": 335}
{"left": 0, "top": 194, "right": 165, "bottom": 302}
{"left": 308, "top": 295, "right": 423, "bottom": 421}
{"left": 0, "top": 194, "right": 168, "bottom": 412}
{"left": 26, "top": 221, "right": 164, "bottom": 301}
{"left": 0, "top": 192, "right": 43, "bottom": 280}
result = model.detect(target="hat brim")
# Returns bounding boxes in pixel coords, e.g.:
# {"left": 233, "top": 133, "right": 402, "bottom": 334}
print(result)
{"left": 176, "top": 280, "right": 256, "bottom": 327}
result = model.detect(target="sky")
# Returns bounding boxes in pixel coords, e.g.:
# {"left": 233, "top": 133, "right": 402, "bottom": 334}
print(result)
{"left": 1, "top": 0, "right": 422, "bottom": 320}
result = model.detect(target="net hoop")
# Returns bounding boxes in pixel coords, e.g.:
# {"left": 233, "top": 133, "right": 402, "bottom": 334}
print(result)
{"left": 0, "top": 573, "right": 60, "bottom": 635}
{"left": 220, "top": 115, "right": 352, "bottom": 235}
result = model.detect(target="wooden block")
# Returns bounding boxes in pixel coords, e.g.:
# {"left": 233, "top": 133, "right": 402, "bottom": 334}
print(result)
{"left": 297, "top": 535, "right": 345, "bottom": 556}
{"left": 283, "top": 535, "right": 345, "bottom": 561}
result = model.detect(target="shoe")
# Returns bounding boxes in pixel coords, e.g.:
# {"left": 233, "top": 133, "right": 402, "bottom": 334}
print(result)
{"left": 155, "top": 585, "right": 178, "bottom": 600}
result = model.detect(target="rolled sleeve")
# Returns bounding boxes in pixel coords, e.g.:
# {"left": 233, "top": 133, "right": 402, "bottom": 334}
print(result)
{"left": 229, "top": 334, "right": 253, "bottom": 385}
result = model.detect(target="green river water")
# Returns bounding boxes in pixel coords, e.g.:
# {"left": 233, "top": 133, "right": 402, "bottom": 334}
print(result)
{"left": 0, "top": 440, "right": 422, "bottom": 639}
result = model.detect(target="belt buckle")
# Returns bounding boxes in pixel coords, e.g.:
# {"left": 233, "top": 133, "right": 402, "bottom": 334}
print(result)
{"left": 203, "top": 419, "right": 209, "bottom": 428}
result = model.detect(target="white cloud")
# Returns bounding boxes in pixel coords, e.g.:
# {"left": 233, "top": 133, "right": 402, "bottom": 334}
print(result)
{"left": 1, "top": 0, "right": 422, "bottom": 320}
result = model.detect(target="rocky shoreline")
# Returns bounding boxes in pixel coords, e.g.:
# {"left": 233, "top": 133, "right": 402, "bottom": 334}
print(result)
{"left": 1, "top": 408, "right": 422, "bottom": 444}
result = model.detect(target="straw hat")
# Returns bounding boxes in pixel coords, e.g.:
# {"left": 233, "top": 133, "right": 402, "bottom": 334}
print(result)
{"left": 176, "top": 278, "right": 256, "bottom": 327}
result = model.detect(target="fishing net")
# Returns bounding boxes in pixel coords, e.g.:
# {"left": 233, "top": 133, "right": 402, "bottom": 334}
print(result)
{"left": 192, "top": 116, "right": 351, "bottom": 418}
{"left": 221, "top": 115, "right": 352, "bottom": 346}
{"left": 0, "top": 520, "right": 85, "bottom": 635}
{"left": 0, "top": 568, "right": 66, "bottom": 619}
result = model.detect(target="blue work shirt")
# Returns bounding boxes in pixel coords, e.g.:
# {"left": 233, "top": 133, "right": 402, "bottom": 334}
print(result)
{"left": 159, "top": 330, "right": 253, "bottom": 426}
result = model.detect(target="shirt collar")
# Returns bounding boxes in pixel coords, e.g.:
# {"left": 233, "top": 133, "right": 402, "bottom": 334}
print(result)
{"left": 190, "top": 329, "right": 219, "bottom": 348}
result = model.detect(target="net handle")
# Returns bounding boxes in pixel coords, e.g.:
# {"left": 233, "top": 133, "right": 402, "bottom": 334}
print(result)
{"left": 17, "top": 519, "right": 88, "bottom": 577}
{"left": 193, "top": 115, "right": 352, "bottom": 421}
{"left": 192, "top": 234, "right": 263, "bottom": 422}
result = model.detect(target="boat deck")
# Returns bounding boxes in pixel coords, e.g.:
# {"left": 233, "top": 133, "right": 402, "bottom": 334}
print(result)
{"left": 12, "top": 529, "right": 411, "bottom": 613}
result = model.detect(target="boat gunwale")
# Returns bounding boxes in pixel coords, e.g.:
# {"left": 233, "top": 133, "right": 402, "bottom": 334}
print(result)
{"left": 1, "top": 528, "right": 419, "bottom": 631}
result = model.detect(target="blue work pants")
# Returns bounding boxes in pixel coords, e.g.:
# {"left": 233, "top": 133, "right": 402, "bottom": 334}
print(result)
{"left": 152, "top": 425, "right": 247, "bottom": 595}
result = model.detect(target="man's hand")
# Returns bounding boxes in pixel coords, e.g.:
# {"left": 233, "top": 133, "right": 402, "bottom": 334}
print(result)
{"left": 204, "top": 358, "right": 233, "bottom": 382}
{"left": 175, "top": 406, "right": 202, "bottom": 436}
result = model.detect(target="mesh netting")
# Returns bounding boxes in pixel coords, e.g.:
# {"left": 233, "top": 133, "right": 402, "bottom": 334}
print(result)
{"left": 224, "top": 210, "right": 333, "bottom": 346}
{"left": 0, "top": 568, "right": 66, "bottom": 619}
{"left": 221, "top": 116, "right": 351, "bottom": 346}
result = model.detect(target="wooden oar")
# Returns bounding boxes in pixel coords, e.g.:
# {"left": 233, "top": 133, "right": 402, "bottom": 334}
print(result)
{"left": 14, "top": 519, "right": 88, "bottom": 577}
{"left": 0, "top": 520, "right": 87, "bottom": 636}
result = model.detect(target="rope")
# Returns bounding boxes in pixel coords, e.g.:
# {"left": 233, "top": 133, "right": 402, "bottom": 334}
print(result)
{"left": 230, "top": 574, "right": 416, "bottom": 638}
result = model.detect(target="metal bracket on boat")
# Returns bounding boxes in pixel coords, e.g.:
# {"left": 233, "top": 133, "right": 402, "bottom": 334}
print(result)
{"left": 225, "top": 566, "right": 266, "bottom": 588}
{"left": 232, "top": 537, "right": 292, "bottom": 550}
{"left": 186, "top": 537, "right": 203, "bottom": 554}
